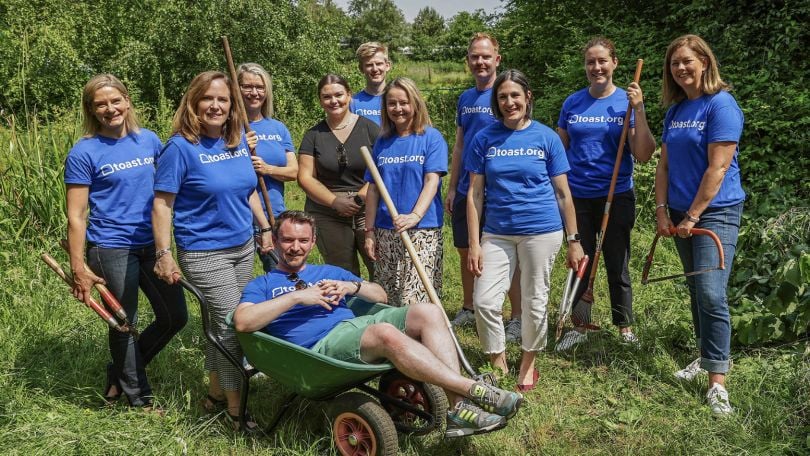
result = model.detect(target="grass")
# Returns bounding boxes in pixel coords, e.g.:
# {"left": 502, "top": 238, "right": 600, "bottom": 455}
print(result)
{"left": 0, "top": 110, "right": 808, "bottom": 455}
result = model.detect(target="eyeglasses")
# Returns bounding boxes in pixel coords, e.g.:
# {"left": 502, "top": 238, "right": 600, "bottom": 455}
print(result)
{"left": 286, "top": 273, "right": 308, "bottom": 290}
{"left": 336, "top": 144, "right": 348, "bottom": 167}
{"left": 240, "top": 84, "right": 266, "bottom": 94}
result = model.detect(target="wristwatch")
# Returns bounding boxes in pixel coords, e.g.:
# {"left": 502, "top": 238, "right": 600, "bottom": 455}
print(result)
{"left": 566, "top": 233, "right": 581, "bottom": 243}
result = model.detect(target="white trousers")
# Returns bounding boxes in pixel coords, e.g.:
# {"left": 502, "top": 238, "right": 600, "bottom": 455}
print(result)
{"left": 473, "top": 231, "right": 562, "bottom": 353}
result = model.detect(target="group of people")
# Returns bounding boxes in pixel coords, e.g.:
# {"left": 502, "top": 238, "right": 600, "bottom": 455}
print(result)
{"left": 63, "top": 30, "right": 745, "bottom": 439}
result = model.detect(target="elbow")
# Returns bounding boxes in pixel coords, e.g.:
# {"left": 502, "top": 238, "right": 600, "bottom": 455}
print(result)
{"left": 232, "top": 307, "right": 252, "bottom": 333}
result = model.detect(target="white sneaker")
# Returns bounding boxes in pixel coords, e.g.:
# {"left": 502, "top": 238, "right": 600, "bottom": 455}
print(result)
{"left": 505, "top": 319, "right": 522, "bottom": 343}
{"left": 555, "top": 330, "right": 587, "bottom": 351}
{"left": 451, "top": 308, "right": 476, "bottom": 327}
{"left": 674, "top": 357, "right": 706, "bottom": 381}
{"left": 706, "top": 383, "right": 733, "bottom": 416}
{"left": 621, "top": 331, "right": 640, "bottom": 346}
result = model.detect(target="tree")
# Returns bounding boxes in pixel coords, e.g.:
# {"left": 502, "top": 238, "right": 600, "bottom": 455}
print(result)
{"left": 441, "top": 10, "right": 492, "bottom": 60}
{"left": 347, "top": 0, "right": 408, "bottom": 52}
{"left": 411, "top": 7, "right": 445, "bottom": 60}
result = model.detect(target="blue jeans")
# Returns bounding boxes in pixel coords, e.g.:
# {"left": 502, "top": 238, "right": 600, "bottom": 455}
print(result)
{"left": 670, "top": 202, "right": 743, "bottom": 374}
{"left": 87, "top": 244, "right": 188, "bottom": 406}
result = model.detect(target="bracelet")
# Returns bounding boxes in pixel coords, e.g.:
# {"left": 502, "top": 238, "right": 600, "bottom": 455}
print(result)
{"left": 353, "top": 281, "right": 362, "bottom": 293}
{"left": 686, "top": 212, "right": 700, "bottom": 223}
{"left": 364, "top": 227, "right": 375, "bottom": 233}
{"left": 655, "top": 203, "right": 667, "bottom": 211}
{"left": 636, "top": 102, "right": 645, "bottom": 113}
{"left": 259, "top": 226, "right": 273, "bottom": 233}
{"left": 155, "top": 247, "right": 171, "bottom": 259}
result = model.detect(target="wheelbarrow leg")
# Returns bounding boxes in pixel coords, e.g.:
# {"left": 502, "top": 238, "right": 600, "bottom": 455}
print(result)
{"left": 266, "top": 392, "right": 299, "bottom": 434}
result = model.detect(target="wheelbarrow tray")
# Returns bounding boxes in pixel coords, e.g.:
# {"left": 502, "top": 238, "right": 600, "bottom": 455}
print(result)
{"left": 226, "top": 296, "right": 393, "bottom": 400}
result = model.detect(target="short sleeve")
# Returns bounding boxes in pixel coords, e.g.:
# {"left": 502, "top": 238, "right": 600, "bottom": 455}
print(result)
{"left": 424, "top": 129, "right": 448, "bottom": 175}
{"left": 557, "top": 99, "right": 569, "bottom": 130}
{"left": 546, "top": 131, "right": 570, "bottom": 177}
{"left": 280, "top": 123, "right": 295, "bottom": 152}
{"left": 707, "top": 94, "right": 743, "bottom": 143}
{"left": 240, "top": 277, "right": 269, "bottom": 304}
{"left": 154, "top": 140, "right": 186, "bottom": 194}
{"left": 464, "top": 132, "right": 486, "bottom": 175}
{"left": 298, "top": 128, "right": 317, "bottom": 156}
{"left": 364, "top": 137, "right": 384, "bottom": 183}
{"left": 64, "top": 143, "right": 93, "bottom": 185}
{"left": 661, "top": 105, "right": 676, "bottom": 143}
{"left": 365, "top": 120, "right": 381, "bottom": 144}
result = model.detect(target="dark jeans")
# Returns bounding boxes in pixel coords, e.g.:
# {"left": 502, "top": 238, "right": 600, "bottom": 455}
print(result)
{"left": 254, "top": 227, "right": 278, "bottom": 273}
{"left": 571, "top": 189, "right": 635, "bottom": 327}
{"left": 671, "top": 202, "right": 742, "bottom": 374}
{"left": 87, "top": 244, "right": 188, "bottom": 406}
{"left": 305, "top": 196, "right": 375, "bottom": 280}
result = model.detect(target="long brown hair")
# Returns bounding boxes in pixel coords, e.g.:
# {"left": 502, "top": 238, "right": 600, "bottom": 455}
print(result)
{"left": 662, "top": 34, "right": 729, "bottom": 106}
{"left": 171, "top": 71, "right": 243, "bottom": 148}
{"left": 81, "top": 74, "right": 140, "bottom": 137}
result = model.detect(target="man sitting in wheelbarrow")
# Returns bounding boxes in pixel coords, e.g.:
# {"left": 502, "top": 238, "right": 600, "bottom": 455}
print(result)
{"left": 234, "top": 210, "right": 523, "bottom": 437}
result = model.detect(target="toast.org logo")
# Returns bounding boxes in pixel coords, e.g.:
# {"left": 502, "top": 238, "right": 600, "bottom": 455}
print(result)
{"left": 100, "top": 156, "right": 154, "bottom": 176}
{"left": 199, "top": 147, "right": 250, "bottom": 164}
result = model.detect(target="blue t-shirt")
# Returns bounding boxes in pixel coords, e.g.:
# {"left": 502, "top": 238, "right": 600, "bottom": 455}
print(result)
{"left": 64, "top": 129, "right": 162, "bottom": 248}
{"left": 558, "top": 87, "right": 636, "bottom": 198}
{"left": 465, "top": 121, "right": 570, "bottom": 235}
{"left": 661, "top": 91, "right": 745, "bottom": 211}
{"left": 154, "top": 134, "right": 257, "bottom": 251}
{"left": 350, "top": 90, "right": 383, "bottom": 125}
{"left": 364, "top": 127, "right": 448, "bottom": 229}
{"left": 455, "top": 87, "right": 498, "bottom": 196}
{"left": 240, "top": 264, "right": 362, "bottom": 349}
{"left": 251, "top": 117, "right": 294, "bottom": 217}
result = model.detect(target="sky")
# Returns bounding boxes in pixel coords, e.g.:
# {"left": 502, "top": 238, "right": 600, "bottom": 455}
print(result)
{"left": 331, "top": 0, "right": 504, "bottom": 22}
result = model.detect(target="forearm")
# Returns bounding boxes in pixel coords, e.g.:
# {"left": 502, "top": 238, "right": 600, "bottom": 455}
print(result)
{"left": 411, "top": 174, "right": 440, "bottom": 217}
{"left": 688, "top": 166, "right": 728, "bottom": 217}
{"left": 152, "top": 193, "right": 174, "bottom": 251}
{"left": 354, "top": 281, "right": 388, "bottom": 303}
{"left": 552, "top": 175, "right": 579, "bottom": 235}
{"left": 298, "top": 173, "right": 337, "bottom": 207}
{"left": 249, "top": 191, "right": 272, "bottom": 229}
{"left": 654, "top": 148, "right": 669, "bottom": 208}
{"left": 467, "top": 181, "right": 484, "bottom": 247}
{"left": 629, "top": 112, "right": 655, "bottom": 163}
{"left": 365, "top": 185, "right": 379, "bottom": 228}
{"left": 234, "top": 294, "right": 301, "bottom": 333}
{"left": 67, "top": 215, "right": 88, "bottom": 273}
{"left": 265, "top": 152, "right": 298, "bottom": 181}
{"left": 447, "top": 128, "right": 464, "bottom": 190}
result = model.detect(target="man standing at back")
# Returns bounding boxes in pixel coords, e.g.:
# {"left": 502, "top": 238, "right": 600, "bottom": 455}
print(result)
{"left": 350, "top": 42, "right": 391, "bottom": 126}
{"left": 445, "top": 33, "right": 522, "bottom": 339}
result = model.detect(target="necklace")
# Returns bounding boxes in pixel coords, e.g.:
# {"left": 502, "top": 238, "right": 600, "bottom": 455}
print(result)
{"left": 329, "top": 115, "right": 354, "bottom": 131}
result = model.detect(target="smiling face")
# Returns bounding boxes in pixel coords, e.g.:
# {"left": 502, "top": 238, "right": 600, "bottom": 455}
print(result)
{"left": 669, "top": 45, "right": 707, "bottom": 98}
{"left": 385, "top": 86, "right": 414, "bottom": 135}
{"left": 274, "top": 220, "right": 316, "bottom": 271}
{"left": 92, "top": 86, "right": 131, "bottom": 138}
{"left": 319, "top": 83, "right": 351, "bottom": 120}
{"left": 196, "top": 78, "right": 231, "bottom": 138}
{"left": 467, "top": 38, "right": 501, "bottom": 85}
{"left": 240, "top": 72, "right": 266, "bottom": 118}
{"left": 496, "top": 80, "right": 531, "bottom": 128}
{"left": 584, "top": 45, "right": 617, "bottom": 89}
{"left": 360, "top": 52, "right": 390, "bottom": 86}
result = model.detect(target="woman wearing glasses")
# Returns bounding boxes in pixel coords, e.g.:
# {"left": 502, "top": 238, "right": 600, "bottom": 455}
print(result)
{"left": 238, "top": 63, "right": 298, "bottom": 271}
{"left": 364, "top": 77, "right": 447, "bottom": 306}
{"left": 298, "top": 74, "right": 379, "bottom": 278}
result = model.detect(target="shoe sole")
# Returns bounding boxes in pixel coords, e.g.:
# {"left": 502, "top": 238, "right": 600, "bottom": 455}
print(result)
{"left": 445, "top": 419, "right": 507, "bottom": 438}
{"left": 504, "top": 395, "right": 523, "bottom": 420}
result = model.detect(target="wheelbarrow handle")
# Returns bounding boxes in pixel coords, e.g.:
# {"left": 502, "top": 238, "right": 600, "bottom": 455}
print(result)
{"left": 641, "top": 227, "right": 725, "bottom": 285}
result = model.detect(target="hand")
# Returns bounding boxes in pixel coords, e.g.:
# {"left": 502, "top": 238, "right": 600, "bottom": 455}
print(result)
{"left": 627, "top": 82, "right": 645, "bottom": 110}
{"left": 393, "top": 213, "right": 420, "bottom": 233}
{"left": 566, "top": 242, "right": 585, "bottom": 270}
{"left": 251, "top": 155, "right": 269, "bottom": 175}
{"left": 246, "top": 130, "right": 258, "bottom": 150}
{"left": 258, "top": 231, "right": 274, "bottom": 253}
{"left": 154, "top": 254, "right": 181, "bottom": 284}
{"left": 656, "top": 210, "right": 675, "bottom": 237}
{"left": 364, "top": 232, "right": 377, "bottom": 261}
{"left": 318, "top": 279, "right": 356, "bottom": 302}
{"left": 71, "top": 266, "right": 105, "bottom": 304}
{"left": 467, "top": 244, "right": 483, "bottom": 277}
{"left": 295, "top": 281, "right": 342, "bottom": 311}
{"left": 331, "top": 195, "right": 360, "bottom": 217}
{"left": 444, "top": 188, "right": 456, "bottom": 213}
{"left": 675, "top": 218, "right": 696, "bottom": 238}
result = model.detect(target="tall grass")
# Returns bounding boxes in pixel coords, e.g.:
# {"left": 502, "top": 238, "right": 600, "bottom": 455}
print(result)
{"left": 0, "top": 106, "right": 807, "bottom": 455}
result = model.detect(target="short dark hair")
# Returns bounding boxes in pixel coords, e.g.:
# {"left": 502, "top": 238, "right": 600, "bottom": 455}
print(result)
{"left": 273, "top": 210, "right": 316, "bottom": 236}
{"left": 491, "top": 69, "right": 534, "bottom": 122}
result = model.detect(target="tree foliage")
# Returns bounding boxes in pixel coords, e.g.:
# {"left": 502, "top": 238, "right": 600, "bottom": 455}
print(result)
{"left": 411, "top": 7, "right": 446, "bottom": 60}
{"left": 442, "top": 10, "right": 494, "bottom": 61}
{"left": 347, "top": 0, "right": 408, "bottom": 52}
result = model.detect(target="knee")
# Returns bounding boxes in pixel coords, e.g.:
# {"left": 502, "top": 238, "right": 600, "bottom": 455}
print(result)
{"left": 367, "top": 323, "right": 407, "bottom": 352}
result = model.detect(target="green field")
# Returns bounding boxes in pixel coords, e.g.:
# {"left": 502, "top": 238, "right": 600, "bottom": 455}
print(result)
{"left": 0, "top": 112, "right": 807, "bottom": 455}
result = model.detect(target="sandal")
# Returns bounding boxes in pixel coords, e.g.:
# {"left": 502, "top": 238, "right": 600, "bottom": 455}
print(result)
{"left": 202, "top": 394, "right": 227, "bottom": 414}
{"left": 225, "top": 410, "right": 261, "bottom": 434}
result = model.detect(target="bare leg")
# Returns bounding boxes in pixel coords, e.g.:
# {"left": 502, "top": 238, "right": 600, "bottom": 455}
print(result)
{"left": 489, "top": 352, "right": 508, "bottom": 376}
{"left": 709, "top": 372, "right": 725, "bottom": 388}
{"left": 517, "top": 351, "right": 536, "bottom": 385}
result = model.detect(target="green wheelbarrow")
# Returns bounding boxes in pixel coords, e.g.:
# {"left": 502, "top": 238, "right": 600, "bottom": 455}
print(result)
{"left": 181, "top": 279, "right": 448, "bottom": 456}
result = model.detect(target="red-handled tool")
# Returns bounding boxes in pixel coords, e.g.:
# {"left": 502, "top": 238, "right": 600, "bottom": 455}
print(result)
{"left": 555, "top": 255, "right": 590, "bottom": 342}
{"left": 41, "top": 253, "right": 132, "bottom": 335}
{"left": 641, "top": 227, "right": 725, "bottom": 284}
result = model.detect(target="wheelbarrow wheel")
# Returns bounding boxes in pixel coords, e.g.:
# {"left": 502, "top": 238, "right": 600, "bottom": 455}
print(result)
{"left": 378, "top": 371, "right": 449, "bottom": 436}
{"left": 330, "top": 392, "right": 398, "bottom": 456}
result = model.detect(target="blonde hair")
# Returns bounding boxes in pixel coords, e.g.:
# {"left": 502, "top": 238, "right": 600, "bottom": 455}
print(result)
{"left": 237, "top": 62, "right": 274, "bottom": 119}
{"left": 380, "top": 77, "right": 431, "bottom": 138}
{"left": 171, "top": 71, "right": 243, "bottom": 148}
{"left": 355, "top": 42, "right": 389, "bottom": 69}
{"left": 467, "top": 32, "right": 500, "bottom": 54}
{"left": 662, "top": 34, "right": 729, "bottom": 106}
{"left": 81, "top": 74, "right": 140, "bottom": 137}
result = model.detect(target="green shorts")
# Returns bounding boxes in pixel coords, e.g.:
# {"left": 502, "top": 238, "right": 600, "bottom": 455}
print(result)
{"left": 311, "top": 306, "right": 410, "bottom": 364}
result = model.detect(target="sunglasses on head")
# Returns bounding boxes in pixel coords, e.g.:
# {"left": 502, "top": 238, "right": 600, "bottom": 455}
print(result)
{"left": 286, "top": 273, "right": 308, "bottom": 290}
{"left": 336, "top": 144, "right": 348, "bottom": 167}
